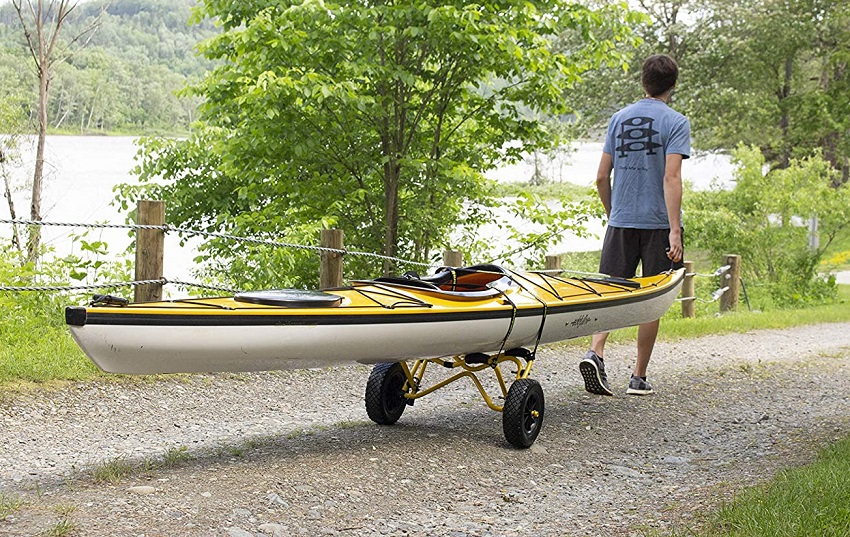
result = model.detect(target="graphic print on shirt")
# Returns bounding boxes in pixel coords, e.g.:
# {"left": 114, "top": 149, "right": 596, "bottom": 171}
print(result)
{"left": 615, "top": 116, "right": 662, "bottom": 157}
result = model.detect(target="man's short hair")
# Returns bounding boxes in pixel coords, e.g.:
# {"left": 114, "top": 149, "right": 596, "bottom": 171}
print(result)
{"left": 641, "top": 54, "right": 679, "bottom": 97}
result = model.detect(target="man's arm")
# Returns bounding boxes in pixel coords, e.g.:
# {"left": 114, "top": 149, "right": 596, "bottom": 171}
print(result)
{"left": 596, "top": 152, "right": 613, "bottom": 218}
{"left": 664, "top": 153, "right": 684, "bottom": 262}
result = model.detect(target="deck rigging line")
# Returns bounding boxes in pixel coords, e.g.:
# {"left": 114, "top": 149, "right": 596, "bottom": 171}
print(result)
{"left": 348, "top": 284, "right": 432, "bottom": 309}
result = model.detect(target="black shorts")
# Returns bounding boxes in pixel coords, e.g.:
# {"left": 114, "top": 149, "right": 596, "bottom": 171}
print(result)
{"left": 599, "top": 226, "right": 684, "bottom": 278}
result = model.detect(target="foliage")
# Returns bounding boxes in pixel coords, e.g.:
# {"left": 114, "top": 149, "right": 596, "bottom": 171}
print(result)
{"left": 0, "top": 240, "right": 131, "bottom": 383}
{"left": 120, "top": 0, "right": 642, "bottom": 286}
{"left": 562, "top": 1, "right": 850, "bottom": 184}
{"left": 0, "top": 0, "right": 217, "bottom": 134}
{"left": 0, "top": 91, "right": 29, "bottom": 255}
{"left": 684, "top": 146, "right": 850, "bottom": 307}
{"left": 554, "top": 0, "right": 653, "bottom": 137}
{"left": 822, "top": 232, "right": 850, "bottom": 271}
{"left": 446, "top": 190, "right": 604, "bottom": 269}
{"left": 493, "top": 179, "right": 590, "bottom": 200}
{"left": 55, "top": 230, "right": 136, "bottom": 296}
{"left": 500, "top": 193, "right": 604, "bottom": 269}
{"left": 683, "top": 0, "right": 850, "bottom": 181}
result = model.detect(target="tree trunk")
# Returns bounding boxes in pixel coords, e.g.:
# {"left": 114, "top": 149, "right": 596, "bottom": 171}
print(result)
{"left": 382, "top": 160, "right": 400, "bottom": 276}
{"left": 27, "top": 70, "right": 49, "bottom": 264}
{"left": 54, "top": 107, "right": 70, "bottom": 130}
{"left": 776, "top": 57, "right": 793, "bottom": 169}
{"left": 1, "top": 160, "right": 23, "bottom": 256}
{"left": 86, "top": 88, "right": 99, "bottom": 131}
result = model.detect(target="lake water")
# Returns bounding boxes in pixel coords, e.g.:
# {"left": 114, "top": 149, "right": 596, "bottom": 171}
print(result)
{"left": 2, "top": 135, "right": 736, "bottom": 281}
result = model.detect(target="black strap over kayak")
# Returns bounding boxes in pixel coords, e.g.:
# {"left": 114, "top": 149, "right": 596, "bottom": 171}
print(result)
{"left": 491, "top": 288, "right": 518, "bottom": 363}
{"left": 502, "top": 268, "right": 548, "bottom": 360}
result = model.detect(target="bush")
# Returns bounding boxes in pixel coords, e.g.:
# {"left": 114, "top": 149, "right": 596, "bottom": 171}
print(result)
{"left": 0, "top": 239, "right": 132, "bottom": 383}
{"left": 685, "top": 146, "right": 850, "bottom": 307}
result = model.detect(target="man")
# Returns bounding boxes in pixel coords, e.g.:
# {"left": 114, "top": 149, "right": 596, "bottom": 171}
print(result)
{"left": 580, "top": 53, "right": 690, "bottom": 396}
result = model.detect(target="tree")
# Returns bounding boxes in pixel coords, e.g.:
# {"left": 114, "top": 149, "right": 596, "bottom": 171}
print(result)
{"left": 563, "top": 0, "right": 850, "bottom": 185}
{"left": 666, "top": 0, "right": 849, "bottom": 180}
{"left": 685, "top": 146, "right": 850, "bottom": 306}
{"left": 554, "top": 0, "right": 671, "bottom": 138}
{"left": 124, "top": 0, "right": 641, "bottom": 287}
{"left": 12, "top": 0, "right": 103, "bottom": 264}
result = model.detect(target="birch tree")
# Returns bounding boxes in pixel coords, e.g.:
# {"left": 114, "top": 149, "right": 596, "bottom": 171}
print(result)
{"left": 12, "top": 0, "right": 102, "bottom": 263}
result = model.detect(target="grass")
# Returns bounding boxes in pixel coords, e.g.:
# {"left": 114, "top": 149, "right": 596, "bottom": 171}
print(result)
{"left": 656, "top": 288, "right": 850, "bottom": 343}
{"left": 0, "top": 493, "right": 22, "bottom": 519}
{"left": 90, "top": 457, "right": 137, "bottom": 485}
{"left": 492, "top": 180, "right": 592, "bottom": 200}
{"left": 161, "top": 445, "right": 191, "bottom": 468}
{"left": 76, "top": 424, "right": 364, "bottom": 485}
{"left": 42, "top": 517, "right": 76, "bottom": 537}
{"left": 0, "top": 291, "right": 104, "bottom": 385}
{"left": 88, "top": 444, "right": 196, "bottom": 485}
{"left": 0, "top": 330, "right": 102, "bottom": 384}
{"left": 694, "top": 437, "right": 850, "bottom": 536}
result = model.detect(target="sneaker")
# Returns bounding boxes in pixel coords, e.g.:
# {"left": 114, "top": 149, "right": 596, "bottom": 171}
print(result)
{"left": 579, "top": 350, "right": 613, "bottom": 396}
{"left": 626, "top": 374, "right": 654, "bottom": 396}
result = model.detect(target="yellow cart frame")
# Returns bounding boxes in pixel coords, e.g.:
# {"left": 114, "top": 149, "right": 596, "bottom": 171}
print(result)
{"left": 364, "top": 348, "right": 544, "bottom": 448}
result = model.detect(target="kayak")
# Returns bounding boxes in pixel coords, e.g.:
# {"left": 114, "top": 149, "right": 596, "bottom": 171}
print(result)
{"left": 65, "top": 265, "right": 685, "bottom": 375}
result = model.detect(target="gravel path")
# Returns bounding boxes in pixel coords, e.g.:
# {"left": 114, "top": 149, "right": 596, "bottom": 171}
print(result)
{"left": 2, "top": 322, "right": 850, "bottom": 536}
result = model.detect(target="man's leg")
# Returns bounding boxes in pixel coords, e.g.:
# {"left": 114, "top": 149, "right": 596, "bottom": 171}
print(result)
{"left": 591, "top": 332, "right": 609, "bottom": 357}
{"left": 584, "top": 226, "right": 637, "bottom": 396}
{"left": 581, "top": 331, "right": 614, "bottom": 396}
{"left": 627, "top": 228, "right": 682, "bottom": 395}
{"left": 626, "top": 319, "right": 659, "bottom": 395}
{"left": 635, "top": 319, "right": 659, "bottom": 377}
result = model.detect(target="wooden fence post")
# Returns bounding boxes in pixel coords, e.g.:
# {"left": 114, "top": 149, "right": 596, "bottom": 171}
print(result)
{"left": 681, "top": 260, "right": 695, "bottom": 318}
{"left": 719, "top": 254, "right": 741, "bottom": 313}
{"left": 545, "top": 254, "right": 561, "bottom": 273}
{"left": 443, "top": 249, "right": 463, "bottom": 267}
{"left": 320, "top": 229, "right": 344, "bottom": 289}
{"left": 134, "top": 200, "right": 165, "bottom": 303}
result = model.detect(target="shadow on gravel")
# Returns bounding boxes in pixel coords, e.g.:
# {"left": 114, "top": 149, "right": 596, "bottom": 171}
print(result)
{"left": 8, "top": 385, "right": 618, "bottom": 496}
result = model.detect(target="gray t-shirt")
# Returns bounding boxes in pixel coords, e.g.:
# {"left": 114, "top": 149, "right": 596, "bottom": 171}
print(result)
{"left": 602, "top": 99, "right": 691, "bottom": 229}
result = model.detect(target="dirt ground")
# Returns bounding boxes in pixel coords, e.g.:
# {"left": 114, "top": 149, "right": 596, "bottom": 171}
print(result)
{"left": 2, "top": 322, "right": 850, "bottom": 536}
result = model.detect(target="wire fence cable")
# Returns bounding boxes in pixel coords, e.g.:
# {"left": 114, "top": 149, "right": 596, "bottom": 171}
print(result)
{"left": 1, "top": 218, "right": 740, "bottom": 303}
{"left": 0, "top": 218, "right": 432, "bottom": 268}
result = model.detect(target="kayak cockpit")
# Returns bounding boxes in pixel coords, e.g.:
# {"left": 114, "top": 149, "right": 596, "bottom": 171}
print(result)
{"left": 355, "top": 264, "right": 515, "bottom": 299}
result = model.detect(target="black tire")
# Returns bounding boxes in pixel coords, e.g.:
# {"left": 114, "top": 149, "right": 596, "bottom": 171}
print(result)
{"left": 502, "top": 378, "right": 545, "bottom": 448}
{"left": 365, "top": 362, "right": 409, "bottom": 425}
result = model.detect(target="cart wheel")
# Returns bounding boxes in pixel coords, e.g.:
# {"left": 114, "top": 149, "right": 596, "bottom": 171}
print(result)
{"left": 365, "top": 362, "right": 409, "bottom": 425}
{"left": 502, "top": 378, "right": 544, "bottom": 448}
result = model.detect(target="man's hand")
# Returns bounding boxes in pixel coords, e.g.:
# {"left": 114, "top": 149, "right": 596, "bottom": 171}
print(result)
{"left": 667, "top": 229, "right": 683, "bottom": 262}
